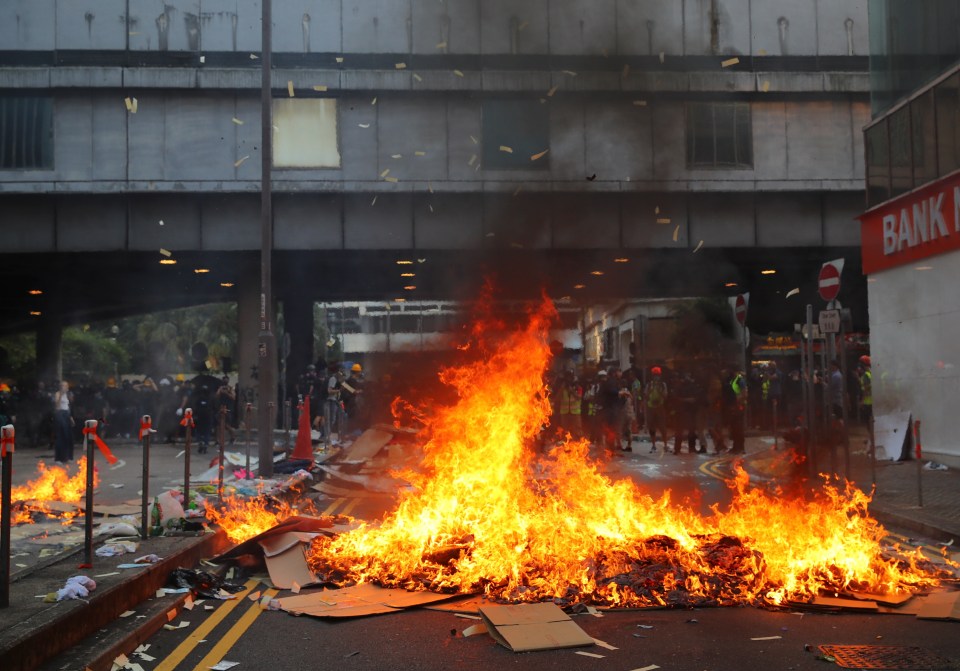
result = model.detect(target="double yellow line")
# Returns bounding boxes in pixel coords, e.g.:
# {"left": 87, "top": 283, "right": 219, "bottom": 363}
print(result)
{"left": 154, "top": 579, "right": 277, "bottom": 671}
{"left": 322, "top": 496, "right": 362, "bottom": 517}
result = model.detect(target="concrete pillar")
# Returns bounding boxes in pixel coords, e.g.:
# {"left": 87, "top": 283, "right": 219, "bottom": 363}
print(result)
{"left": 35, "top": 313, "right": 63, "bottom": 385}
{"left": 281, "top": 293, "right": 315, "bottom": 398}
{"left": 236, "top": 260, "right": 261, "bottom": 405}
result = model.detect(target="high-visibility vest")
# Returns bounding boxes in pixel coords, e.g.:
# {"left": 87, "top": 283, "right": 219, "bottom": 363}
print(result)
{"left": 646, "top": 380, "right": 666, "bottom": 408}
{"left": 860, "top": 370, "right": 872, "bottom": 406}
{"left": 559, "top": 386, "right": 581, "bottom": 415}
{"left": 761, "top": 378, "right": 770, "bottom": 401}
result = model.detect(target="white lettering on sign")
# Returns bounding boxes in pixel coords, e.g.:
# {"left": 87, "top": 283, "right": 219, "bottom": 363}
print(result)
{"left": 884, "top": 192, "right": 955, "bottom": 256}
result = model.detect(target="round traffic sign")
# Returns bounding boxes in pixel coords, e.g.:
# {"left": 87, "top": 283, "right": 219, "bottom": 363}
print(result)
{"left": 734, "top": 294, "right": 747, "bottom": 325}
{"left": 818, "top": 262, "right": 841, "bottom": 301}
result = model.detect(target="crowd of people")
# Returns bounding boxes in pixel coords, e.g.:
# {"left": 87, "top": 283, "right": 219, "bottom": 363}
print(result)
{"left": 547, "top": 356, "right": 874, "bottom": 456}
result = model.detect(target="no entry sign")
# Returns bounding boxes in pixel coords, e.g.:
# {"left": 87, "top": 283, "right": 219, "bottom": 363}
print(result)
{"left": 734, "top": 294, "right": 747, "bottom": 325}
{"left": 818, "top": 259, "right": 844, "bottom": 302}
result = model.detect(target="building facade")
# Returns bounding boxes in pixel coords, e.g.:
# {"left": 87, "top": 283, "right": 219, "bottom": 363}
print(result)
{"left": 860, "top": 1, "right": 960, "bottom": 459}
{"left": 1, "top": 0, "right": 870, "bottom": 389}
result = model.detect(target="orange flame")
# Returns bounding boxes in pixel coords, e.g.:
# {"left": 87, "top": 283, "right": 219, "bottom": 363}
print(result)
{"left": 306, "top": 298, "right": 941, "bottom": 607}
{"left": 1, "top": 458, "right": 98, "bottom": 525}
{"left": 208, "top": 494, "right": 320, "bottom": 544}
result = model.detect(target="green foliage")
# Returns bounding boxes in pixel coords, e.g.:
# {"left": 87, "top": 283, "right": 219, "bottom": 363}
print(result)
{"left": 62, "top": 327, "right": 130, "bottom": 379}
{"left": 0, "top": 333, "right": 37, "bottom": 380}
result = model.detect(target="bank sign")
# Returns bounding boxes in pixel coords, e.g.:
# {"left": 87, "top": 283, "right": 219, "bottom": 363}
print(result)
{"left": 860, "top": 170, "right": 960, "bottom": 274}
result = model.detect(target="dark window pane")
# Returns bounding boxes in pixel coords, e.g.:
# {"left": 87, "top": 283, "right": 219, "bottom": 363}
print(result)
{"left": 889, "top": 105, "right": 912, "bottom": 198}
{"left": 481, "top": 100, "right": 550, "bottom": 170}
{"left": 936, "top": 73, "right": 960, "bottom": 177}
{"left": 0, "top": 96, "right": 53, "bottom": 169}
{"left": 911, "top": 89, "right": 936, "bottom": 188}
{"left": 865, "top": 119, "right": 890, "bottom": 206}
{"left": 686, "top": 102, "right": 752, "bottom": 169}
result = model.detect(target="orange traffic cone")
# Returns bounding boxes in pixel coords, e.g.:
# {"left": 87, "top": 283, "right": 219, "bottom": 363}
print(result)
{"left": 291, "top": 396, "right": 314, "bottom": 461}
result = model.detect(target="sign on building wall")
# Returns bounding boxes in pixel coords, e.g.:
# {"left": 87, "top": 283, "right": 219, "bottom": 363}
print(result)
{"left": 860, "top": 170, "right": 960, "bottom": 274}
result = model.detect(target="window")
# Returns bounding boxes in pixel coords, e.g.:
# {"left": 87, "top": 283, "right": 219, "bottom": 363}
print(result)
{"left": 686, "top": 102, "right": 753, "bottom": 169}
{"left": 481, "top": 100, "right": 550, "bottom": 170}
{"left": 0, "top": 97, "right": 53, "bottom": 169}
{"left": 272, "top": 99, "right": 340, "bottom": 168}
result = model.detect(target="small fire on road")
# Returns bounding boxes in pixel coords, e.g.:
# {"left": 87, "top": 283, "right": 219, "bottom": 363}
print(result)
{"left": 305, "top": 297, "right": 943, "bottom": 608}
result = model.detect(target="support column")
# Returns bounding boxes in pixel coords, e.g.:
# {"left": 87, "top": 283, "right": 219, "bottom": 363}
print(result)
{"left": 236, "top": 260, "right": 260, "bottom": 403}
{"left": 281, "top": 293, "right": 315, "bottom": 398}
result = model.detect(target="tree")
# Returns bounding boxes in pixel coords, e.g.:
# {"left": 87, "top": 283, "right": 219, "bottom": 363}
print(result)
{"left": 62, "top": 326, "right": 130, "bottom": 380}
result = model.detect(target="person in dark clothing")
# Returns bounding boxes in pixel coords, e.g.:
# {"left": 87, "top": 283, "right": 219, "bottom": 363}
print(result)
{"left": 191, "top": 385, "right": 214, "bottom": 453}
{"left": 670, "top": 370, "right": 698, "bottom": 454}
{"left": 214, "top": 377, "right": 236, "bottom": 444}
{"left": 596, "top": 369, "right": 623, "bottom": 451}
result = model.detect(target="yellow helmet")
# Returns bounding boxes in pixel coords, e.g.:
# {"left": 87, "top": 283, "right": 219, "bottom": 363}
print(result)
{"left": 351, "top": 363, "right": 362, "bottom": 373}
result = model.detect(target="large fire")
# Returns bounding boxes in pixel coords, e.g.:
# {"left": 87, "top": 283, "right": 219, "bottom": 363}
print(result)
{"left": 306, "top": 299, "right": 942, "bottom": 608}
{"left": 2, "top": 458, "right": 97, "bottom": 525}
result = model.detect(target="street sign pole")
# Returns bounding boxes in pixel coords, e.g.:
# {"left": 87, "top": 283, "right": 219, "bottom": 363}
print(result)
{"left": 805, "top": 305, "right": 817, "bottom": 477}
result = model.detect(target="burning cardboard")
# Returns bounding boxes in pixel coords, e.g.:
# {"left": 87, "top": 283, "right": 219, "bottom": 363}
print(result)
{"left": 478, "top": 603, "right": 594, "bottom": 653}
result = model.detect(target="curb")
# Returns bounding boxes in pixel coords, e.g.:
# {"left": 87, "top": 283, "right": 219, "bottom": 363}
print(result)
{"left": 4, "top": 530, "right": 230, "bottom": 671}
{"left": 870, "top": 507, "right": 960, "bottom": 545}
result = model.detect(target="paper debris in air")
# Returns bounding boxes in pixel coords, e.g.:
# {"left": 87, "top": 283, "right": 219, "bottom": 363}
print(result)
{"left": 562, "top": 70, "right": 577, "bottom": 76}
{"left": 530, "top": 149, "right": 549, "bottom": 161}
{"left": 395, "top": 62, "right": 407, "bottom": 70}
{"left": 234, "top": 156, "right": 249, "bottom": 168}
{"left": 371, "top": 97, "right": 377, "bottom": 105}
{"left": 786, "top": 287, "right": 800, "bottom": 298}
{"left": 499, "top": 146, "right": 513, "bottom": 154}
{"left": 287, "top": 81, "right": 294, "bottom": 97}
{"left": 632, "top": 666, "right": 661, "bottom": 671}
{"left": 249, "top": 53, "right": 258, "bottom": 60}
{"left": 124, "top": 97, "right": 138, "bottom": 113}
{"left": 335, "top": 57, "right": 344, "bottom": 63}
{"left": 672, "top": 225, "right": 680, "bottom": 242}
{"left": 231, "top": 117, "right": 244, "bottom": 125}
{"left": 693, "top": 240, "right": 704, "bottom": 253}
{"left": 385, "top": 176, "right": 399, "bottom": 183}
{"left": 722, "top": 57, "right": 740, "bottom": 68}
{"left": 633, "top": 100, "right": 648, "bottom": 106}
{"left": 656, "top": 217, "right": 671, "bottom": 225}
{"left": 370, "top": 196, "right": 377, "bottom": 206}
{"left": 436, "top": 41, "right": 448, "bottom": 50}
{"left": 413, "top": 73, "right": 422, "bottom": 82}
{"left": 209, "top": 662, "right": 240, "bottom": 671}
{"left": 358, "top": 123, "right": 370, "bottom": 129}
{"left": 453, "top": 70, "right": 464, "bottom": 77}
{"left": 380, "top": 169, "right": 390, "bottom": 178}
{"left": 415, "top": 151, "right": 426, "bottom": 156}
{"left": 159, "top": 248, "right": 172, "bottom": 257}
{"left": 546, "top": 86, "right": 558, "bottom": 97}
{"left": 761, "top": 80, "right": 771, "bottom": 93}
{"left": 469, "top": 135, "right": 478, "bottom": 144}
{"left": 468, "top": 154, "right": 477, "bottom": 166}
{"left": 312, "top": 85, "right": 328, "bottom": 92}
{"left": 659, "top": 52, "right": 665, "bottom": 63}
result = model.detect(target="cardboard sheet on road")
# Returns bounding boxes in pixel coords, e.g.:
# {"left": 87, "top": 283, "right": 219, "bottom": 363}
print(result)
{"left": 478, "top": 602, "right": 594, "bottom": 652}
{"left": 214, "top": 516, "right": 341, "bottom": 562}
{"left": 278, "top": 583, "right": 457, "bottom": 618}
{"left": 917, "top": 590, "right": 960, "bottom": 620}
{"left": 426, "top": 594, "right": 491, "bottom": 614}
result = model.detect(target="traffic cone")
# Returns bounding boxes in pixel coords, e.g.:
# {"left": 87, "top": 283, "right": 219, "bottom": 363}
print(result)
{"left": 291, "top": 396, "right": 314, "bottom": 461}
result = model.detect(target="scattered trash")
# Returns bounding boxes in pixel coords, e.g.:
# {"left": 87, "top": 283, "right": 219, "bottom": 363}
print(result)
{"left": 637, "top": 624, "right": 655, "bottom": 629}
{"left": 163, "top": 621, "right": 190, "bottom": 631}
{"left": 463, "top": 623, "right": 488, "bottom": 637}
{"left": 478, "top": 603, "right": 594, "bottom": 652}
{"left": 925, "top": 461, "right": 948, "bottom": 471}
{"left": 751, "top": 636, "right": 782, "bottom": 641}
{"left": 96, "top": 540, "right": 138, "bottom": 557}
{"left": 209, "top": 662, "right": 240, "bottom": 670}
{"left": 167, "top": 568, "right": 245, "bottom": 600}
{"left": 94, "top": 522, "right": 140, "bottom": 538}
{"left": 685, "top": 618, "right": 698, "bottom": 624}
{"left": 56, "top": 575, "right": 97, "bottom": 601}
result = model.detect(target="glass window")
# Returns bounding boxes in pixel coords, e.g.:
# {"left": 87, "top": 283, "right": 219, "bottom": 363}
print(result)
{"left": 272, "top": 99, "right": 340, "bottom": 169}
{"left": 481, "top": 100, "right": 550, "bottom": 171}
{"left": 865, "top": 119, "right": 890, "bottom": 206}
{"left": 0, "top": 96, "right": 54, "bottom": 170}
{"left": 686, "top": 103, "right": 753, "bottom": 169}
{"left": 888, "top": 105, "right": 912, "bottom": 198}
{"left": 936, "top": 72, "right": 960, "bottom": 177}
{"left": 911, "top": 90, "right": 936, "bottom": 188}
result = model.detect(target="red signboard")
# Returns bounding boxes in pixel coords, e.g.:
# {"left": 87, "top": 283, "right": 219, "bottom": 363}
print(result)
{"left": 818, "top": 262, "right": 841, "bottom": 301}
{"left": 860, "top": 170, "right": 960, "bottom": 274}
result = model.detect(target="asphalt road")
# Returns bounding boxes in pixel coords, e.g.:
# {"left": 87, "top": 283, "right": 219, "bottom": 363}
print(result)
{"left": 24, "top": 435, "right": 960, "bottom": 670}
